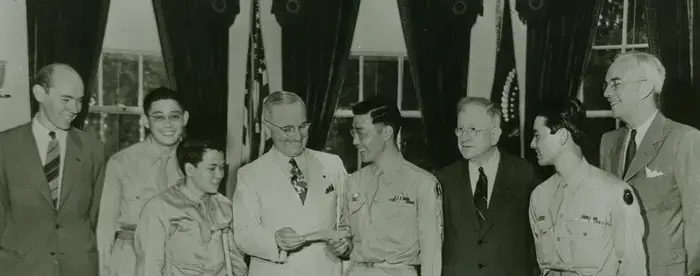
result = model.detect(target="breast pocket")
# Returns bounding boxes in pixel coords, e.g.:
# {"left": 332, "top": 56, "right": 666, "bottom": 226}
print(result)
{"left": 167, "top": 218, "right": 203, "bottom": 263}
{"left": 123, "top": 186, "right": 158, "bottom": 207}
{"left": 566, "top": 219, "right": 609, "bottom": 270}
{"left": 533, "top": 215, "right": 555, "bottom": 265}
{"left": 382, "top": 202, "right": 417, "bottom": 243}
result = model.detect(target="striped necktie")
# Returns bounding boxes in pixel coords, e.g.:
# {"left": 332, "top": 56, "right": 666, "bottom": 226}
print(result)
{"left": 474, "top": 167, "right": 488, "bottom": 228}
{"left": 289, "top": 158, "right": 308, "bottom": 204}
{"left": 44, "top": 131, "right": 61, "bottom": 209}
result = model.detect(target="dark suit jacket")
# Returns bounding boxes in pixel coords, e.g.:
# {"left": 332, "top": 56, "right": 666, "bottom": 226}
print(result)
{"left": 436, "top": 150, "right": 540, "bottom": 276}
{"left": 0, "top": 123, "right": 106, "bottom": 276}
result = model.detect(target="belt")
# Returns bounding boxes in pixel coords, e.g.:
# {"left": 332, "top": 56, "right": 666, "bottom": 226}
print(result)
{"left": 115, "top": 224, "right": 137, "bottom": 240}
{"left": 355, "top": 262, "right": 415, "bottom": 269}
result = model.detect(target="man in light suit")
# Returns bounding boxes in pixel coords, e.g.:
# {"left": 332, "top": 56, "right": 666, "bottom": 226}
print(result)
{"left": 232, "top": 91, "right": 349, "bottom": 276}
{"left": 0, "top": 63, "right": 106, "bottom": 276}
{"left": 599, "top": 52, "right": 700, "bottom": 276}
{"left": 437, "top": 97, "right": 540, "bottom": 276}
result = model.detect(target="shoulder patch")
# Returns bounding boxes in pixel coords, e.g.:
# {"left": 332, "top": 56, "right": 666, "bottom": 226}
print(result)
{"left": 623, "top": 189, "right": 634, "bottom": 205}
{"left": 435, "top": 183, "right": 442, "bottom": 200}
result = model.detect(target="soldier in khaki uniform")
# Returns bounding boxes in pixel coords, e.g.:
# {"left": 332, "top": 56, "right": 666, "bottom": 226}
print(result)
{"left": 528, "top": 98, "right": 647, "bottom": 276}
{"left": 329, "top": 95, "right": 442, "bottom": 276}
{"left": 97, "top": 88, "right": 187, "bottom": 276}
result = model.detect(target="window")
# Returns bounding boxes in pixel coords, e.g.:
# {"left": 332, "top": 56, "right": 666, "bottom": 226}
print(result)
{"left": 83, "top": 50, "right": 169, "bottom": 157}
{"left": 325, "top": 55, "right": 431, "bottom": 173}
{"left": 581, "top": 0, "right": 648, "bottom": 165}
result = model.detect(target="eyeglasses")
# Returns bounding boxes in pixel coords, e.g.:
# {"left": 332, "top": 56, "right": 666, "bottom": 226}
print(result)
{"left": 455, "top": 126, "right": 492, "bottom": 137}
{"left": 265, "top": 120, "right": 311, "bottom": 136}
{"left": 603, "top": 79, "right": 648, "bottom": 91}
{"left": 149, "top": 114, "right": 183, "bottom": 123}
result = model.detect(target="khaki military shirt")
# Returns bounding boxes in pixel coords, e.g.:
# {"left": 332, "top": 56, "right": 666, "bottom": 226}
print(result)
{"left": 97, "top": 137, "right": 183, "bottom": 274}
{"left": 529, "top": 160, "right": 647, "bottom": 276}
{"left": 134, "top": 183, "right": 248, "bottom": 276}
{"left": 340, "top": 155, "right": 443, "bottom": 276}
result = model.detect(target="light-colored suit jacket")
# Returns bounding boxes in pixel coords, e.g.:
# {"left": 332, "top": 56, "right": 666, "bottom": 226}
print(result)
{"left": 600, "top": 113, "right": 700, "bottom": 276}
{"left": 232, "top": 148, "right": 348, "bottom": 276}
{"left": 0, "top": 123, "right": 106, "bottom": 276}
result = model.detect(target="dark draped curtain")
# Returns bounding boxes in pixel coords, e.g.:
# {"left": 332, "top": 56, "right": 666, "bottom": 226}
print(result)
{"left": 26, "top": 0, "right": 110, "bottom": 129}
{"left": 518, "top": 0, "right": 603, "bottom": 167}
{"left": 694, "top": 0, "right": 700, "bottom": 95}
{"left": 398, "top": 0, "right": 481, "bottom": 170}
{"left": 152, "top": 0, "right": 239, "bottom": 144}
{"left": 645, "top": 0, "right": 696, "bottom": 128}
{"left": 272, "top": 0, "right": 360, "bottom": 151}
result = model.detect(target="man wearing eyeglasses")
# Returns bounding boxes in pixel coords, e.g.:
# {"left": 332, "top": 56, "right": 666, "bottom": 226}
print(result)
{"left": 599, "top": 52, "right": 700, "bottom": 276}
{"left": 97, "top": 87, "right": 188, "bottom": 276}
{"left": 436, "top": 97, "right": 540, "bottom": 276}
{"left": 232, "top": 91, "right": 349, "bottom": 276}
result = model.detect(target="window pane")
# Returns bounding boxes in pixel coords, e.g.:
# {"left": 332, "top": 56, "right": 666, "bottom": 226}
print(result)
{"left": 338, "top": 57, "right": 360, "bottom": 110}
{"left": 102, "top": 52, "right": 140, "bottom": 106}
{"left": 402, "top": 59, "right": 419, "bottom": 111}
{"left": 582, "top": 49, "right": 620, "bottom": 110}
{"left": 584, "top": 117, "right": 618, "bottom": 166}
{"left": 143, "top": 54, "right": 170, "bottom": 98}
{"left": 627, "top": 0, "right": 648, "bottom": 45}
{"left": 400, "top": 118, "right": 434, "bottom": 172}
{"left": 84, "top": 112, "right": 142, "bottom": 158}
{"left": 363, "top": 56, "right": 399, "bottom": 99}
{"left": 324, "top": 117, "right": 358, "bottom": 173}
{"left": 595, "top": 0, "right": 623, "bottom": 45}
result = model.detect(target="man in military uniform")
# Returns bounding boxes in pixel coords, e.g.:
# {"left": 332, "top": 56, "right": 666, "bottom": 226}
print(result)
{"left": 328, "top": 95, "right": 442, "bottom": 276}
{"left": 528, "top": 98, "right": 647, "bottom": 276}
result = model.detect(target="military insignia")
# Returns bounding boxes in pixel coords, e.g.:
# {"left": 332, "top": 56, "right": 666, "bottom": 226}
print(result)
{"left": 623, "top": 189, "right": 634, "bottom": 205}
{"left": 325, "top": 184, "right": 335, "bottom": 194}
{"left": 352, "top": 192, "right": 361, "bottom": 201}
{"left": 390, "top": 192, "right": 415, "bottom": 205}
{"left": 537, "top": 216, "right": 546, "bottom": 221}
{"left": 435, "top": 183, "right": 443, "bottom": 201}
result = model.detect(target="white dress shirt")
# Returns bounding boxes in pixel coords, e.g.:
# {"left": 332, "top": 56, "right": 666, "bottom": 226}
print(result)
{"left": 624, "top": 110, "right": 658, "bottom": 151}
{"left": 32, "top": 117, "right": 67, "bottom": 206}
{"left": 468, "top": 148, "right": 500, "bottom": 206}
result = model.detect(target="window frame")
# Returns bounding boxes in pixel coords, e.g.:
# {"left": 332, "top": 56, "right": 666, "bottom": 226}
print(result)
{"left": 334, "top": 52, "right": 422, "bottom": 170}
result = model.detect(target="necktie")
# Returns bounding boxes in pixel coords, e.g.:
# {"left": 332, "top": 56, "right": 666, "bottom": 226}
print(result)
{"left": 44, "top": 131, "right": 61, "bottom": 209}
{"left": 623, "top": 129, "right": 637, "bottom": 176}
{"left": 289, "top": 158, "right": 308, "bottom": 204}
{"left": 157, "top": 155, "right": 172, "bottom": 191}
{"left": 474, "top": 167, "right": 488, "bottom": 227}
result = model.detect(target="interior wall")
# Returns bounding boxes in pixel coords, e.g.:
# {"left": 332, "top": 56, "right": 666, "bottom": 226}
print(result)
{"left": 0, "top": 0, "right": 31, "bottom": 132}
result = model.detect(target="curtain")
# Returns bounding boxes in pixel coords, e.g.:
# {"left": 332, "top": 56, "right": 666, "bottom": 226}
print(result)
{"left": 518, "top": 0, "right": 603, "bottom": 165}
{"left": 271, "top": 0, "right": 360, "bottom": 151}
{"left": 645, "top": 0, "right": 696, "bottom": 128}
{"left": 694, "top": 0, "right": 700, "bottom": 94}
{"left": 26, "top": 0, "right": 111, "bottom": 129}
{"left": 398, "top": 0, "right": 481, "bottom": 170}
{"left": 152, "top": 0, "right": 239, "bottom": 144}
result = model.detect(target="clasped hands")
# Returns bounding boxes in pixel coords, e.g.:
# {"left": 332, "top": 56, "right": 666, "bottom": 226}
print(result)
{"left": 274, "top": 225, "right": 352, "bottom": 257}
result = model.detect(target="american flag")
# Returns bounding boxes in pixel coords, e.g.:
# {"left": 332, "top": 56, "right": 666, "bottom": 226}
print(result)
{"left": 242, "top": 0, "right": 270, "bottom": 163}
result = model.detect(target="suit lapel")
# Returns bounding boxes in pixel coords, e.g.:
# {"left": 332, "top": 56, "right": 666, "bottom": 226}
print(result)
{"left": 58, "top": 130, "right": 83, "bottom": 212}
{"left": 624, "top": 114, "right": 666, "bottom": 182}
{"left": 456, "top": 160, "right": 480, "bottom": 233}
{"left": 609, "top": 130, "right": 626, "bottom": 178}
{"left": 480, "top": 152, "right": 513, "bottom": 237}
{"left": 303, "top": 151, "right": 325, "bottom": 208}
{"left": 18, "top": 124, "right": 54, "bottom": 206}
{"left": 262, "top": 151, "right": 304, "bottom": 209}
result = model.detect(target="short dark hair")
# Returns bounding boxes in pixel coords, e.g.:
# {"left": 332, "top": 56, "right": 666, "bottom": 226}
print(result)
{"left": 176, "top": 137, "right": 225, "bottom": 174}
{"left": 352, "top": 94, "right": 402, "bottom": 139}
{"left": 534, "top": 97, "right": 587, "bottom": 146}
{"left": 143, "top": 87, "right": 185, "bottom": 114}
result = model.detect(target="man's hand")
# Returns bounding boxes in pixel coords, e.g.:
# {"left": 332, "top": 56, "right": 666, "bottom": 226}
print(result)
{"left": 326, "top": 225, "right": 352, "bottom": 257}
{"left": 275, "top": 227, "right": 305, "bottom": 251}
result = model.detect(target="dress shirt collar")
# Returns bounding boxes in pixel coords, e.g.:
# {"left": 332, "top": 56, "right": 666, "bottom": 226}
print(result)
{"left": 144, "top": 136, "right": 178, "bottom": 166}
{"left": 557, "top": 158, "right": 591, "bottom": 190}
{"left": 629, "top": 110, "right": 658, "bottom": 143}
{"left": 468, "top": 148, "right": 500, "bottom": 172}
{"left": 32, "top": 116, "right": 67, "bottom": 142}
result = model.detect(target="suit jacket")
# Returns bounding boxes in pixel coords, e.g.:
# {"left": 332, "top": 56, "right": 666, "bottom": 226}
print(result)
{"left": 436, "top": 149, "right": 540, "bottom": 276}
{"left": 0, "top": 123, "right": 106, "bottom": 276}
{"left": 232, "top": 148, "right": 348, "bottom": 276}
{"left": 600, "top": 113, "right": 700, "bottom": 276}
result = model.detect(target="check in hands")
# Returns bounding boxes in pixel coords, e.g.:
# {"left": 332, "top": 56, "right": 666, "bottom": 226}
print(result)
{"left": 274, "top": 226, "right": 352, "bottom": 256}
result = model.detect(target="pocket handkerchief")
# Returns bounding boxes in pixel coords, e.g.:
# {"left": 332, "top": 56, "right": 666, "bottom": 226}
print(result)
{"left": 645, "top": 166, "right": 664, "bottom": 178}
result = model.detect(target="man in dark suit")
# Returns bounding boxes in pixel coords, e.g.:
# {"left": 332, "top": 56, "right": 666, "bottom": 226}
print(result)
{"left": 436, "top": 97, "right": 540, "bottom": 276}
{"left": 0, "top": 63, "right": 106, "bottom": 276}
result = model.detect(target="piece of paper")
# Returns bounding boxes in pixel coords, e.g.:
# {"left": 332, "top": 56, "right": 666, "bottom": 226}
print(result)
{"left": 302, "top": 229, "right": 350, "bottom": 242}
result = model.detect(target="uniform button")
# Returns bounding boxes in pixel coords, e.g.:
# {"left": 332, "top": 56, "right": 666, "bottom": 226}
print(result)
{"left": 477, "top": 240, "right": 484, "bottom": 246}
{"left": 55, "top": 224, "right": 61, "bottom": 229}
{"left": 477, "top": 263, "right": 486, "bottom": 269}
{"left": 557, "top": 237, "right": 561, "bottom": 241}
{"left": 583, "top": 232, "right": 587, "bottom": 236}
{"left": 50, "top": 252, "right": 56, "bottom": 256}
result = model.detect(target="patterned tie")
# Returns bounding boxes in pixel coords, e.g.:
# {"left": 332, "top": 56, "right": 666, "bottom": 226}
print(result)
{"left": 474, "top": 167, "right": 488, "bottom": 227}
{"left": 289, "top": 158, "right": 308, "bottom": 204}
{"left": 623, "top": 129, "right": 637, "bottom": 176}
{"left": 44, "top": 131, "right": 61, "bottom": 209}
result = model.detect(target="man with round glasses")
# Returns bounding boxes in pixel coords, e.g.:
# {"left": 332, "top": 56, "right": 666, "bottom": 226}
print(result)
{"left": 437, "top": 97, "right": 540, "bottom": 276}
{"left": 232, "top": 91, "right": 349, "bottom": 276}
